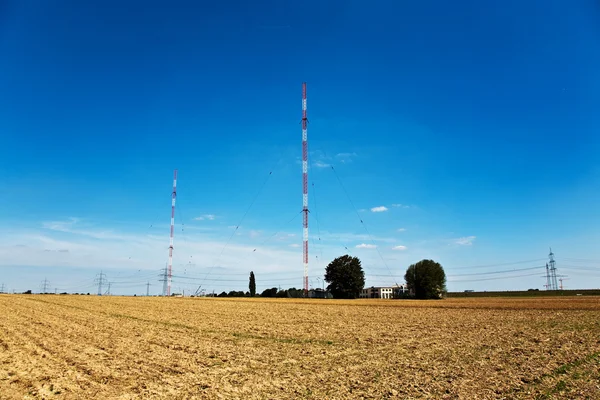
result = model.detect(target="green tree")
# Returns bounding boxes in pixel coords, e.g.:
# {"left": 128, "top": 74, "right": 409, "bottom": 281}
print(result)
{"left": 260, "top": 287, "right": 278, "bottom": 297}
{"left": 286, "top": 288, "right": 303, "bottom": 298}
{"left": 404, "top": 259, "right": 447, "bottom": 299}
{"left": 324, "top": 255, "right": 365, "bottom": 299}
{"left": 249, "top": 271, "right": 256, "bottom": 297}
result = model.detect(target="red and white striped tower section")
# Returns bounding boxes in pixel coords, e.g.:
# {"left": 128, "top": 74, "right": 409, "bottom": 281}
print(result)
{"left": 302, "top": 83, "right": 309, "bottom": 297}
{"left": 167, "top": 169, "right": 178, "bottom": 296}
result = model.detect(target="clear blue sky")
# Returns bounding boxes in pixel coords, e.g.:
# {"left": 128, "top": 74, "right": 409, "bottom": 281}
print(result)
{"left": 1, "top": 0, "right": 599, "bottom": 295}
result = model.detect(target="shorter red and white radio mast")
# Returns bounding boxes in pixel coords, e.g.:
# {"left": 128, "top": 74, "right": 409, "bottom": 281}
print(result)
{"left": 167, "top": 169, "right": 177, "bottom": 296}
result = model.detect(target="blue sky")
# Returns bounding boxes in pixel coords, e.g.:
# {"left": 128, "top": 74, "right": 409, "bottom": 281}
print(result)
{"left": 1, "top": 0, "right": 599, "bottom": 295}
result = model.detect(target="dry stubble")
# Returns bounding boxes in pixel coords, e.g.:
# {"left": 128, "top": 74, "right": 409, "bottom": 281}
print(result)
{"left": 0, "top": 295, "right": 599, "bottom": 399}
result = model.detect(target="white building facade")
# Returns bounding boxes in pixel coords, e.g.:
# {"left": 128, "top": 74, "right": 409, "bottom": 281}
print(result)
{"left": 360, "top": 286, "right": 394, "bottom": 299}
{"left": 360, "top": 285, "right": 408, "bottom": 299}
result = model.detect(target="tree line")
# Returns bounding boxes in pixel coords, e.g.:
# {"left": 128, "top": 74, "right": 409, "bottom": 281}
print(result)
{"left": 212, "top": 286, "right": 307, "bottom": 298}
{"left": 221, "top": 256, "right": 447, "bottom": 300}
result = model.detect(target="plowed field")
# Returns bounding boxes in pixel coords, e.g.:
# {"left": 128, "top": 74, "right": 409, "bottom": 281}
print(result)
{"left": 1, "top": 295, "right": 599, "bottom": 399}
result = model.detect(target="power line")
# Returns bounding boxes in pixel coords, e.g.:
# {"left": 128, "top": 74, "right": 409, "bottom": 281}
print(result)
{"left": 448, "top": 266, "right": 544, "bottom": 277}
{"left": 199, "top": 168, "right": 275, "bottom": 285}
{"left": 448, "top": 259, "right": 547, "bottom": 270}
{"left": 365, "top": 266, "right": 547, "bottom": 279}
{"left": 252, "top": 211, "right": 302, "bottom": 252}
{"left": 449, "top": 272, "right": 542, "bottom": 283}
{"left": 52, "top": 274, "right": 157, "bottom": 293}
{"left": 560, "top": 257, "right": 600, "bottom": 264}
{"left": 311, "top": 181, "right": 324, "bottom": 270}
{"left": 53, "top": 283, "right": 97, "bottom": 292}
{"left": 329, "top": 165, "right": 396, "bottom": 284}
{"left": 160, "top": 264, "right": 168, "bottom": 296}
{"left": 40, "top": 278, "right": 50, "bottom": 294}
{"left": 94, "top": 271, "right": 106, "bottom": 296}
{"left": 186, "top": 270, "right": 306, "bottom": 277}
{"left": 545, "top": 262, "right": 551, "bottom": 291}
{"left": 173, "top": 189, "right": 196, "bottom": 272}
{"left": 170, "top": 280, "right": 304, "bottom": 288}
{"left": 559, "top": 277, "right": 568, "bottom": 290}
{"left": 555, "top": 268, "right": 600, "bottom": 278}
{"left": 171, "top": 275, "right": 307, "bottom": 282}
{"left": 208, "top": 211, "right": 302, "bottom": 282}
{"left": 559, "top": 265, "right": 600, "bottom": 271}
{"left": 109, "top": 270, "right": 161, "bottom": 281}
{"left": 549, "top": 248, "right": 558, "bottom": 290}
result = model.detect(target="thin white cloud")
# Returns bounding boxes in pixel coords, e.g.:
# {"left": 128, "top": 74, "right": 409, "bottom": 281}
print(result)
{"left": 42, "top": 218, "right": 135, "bottom": 242}
{"left": 194, "top": 214, "right": 216, "bottom": 221}
{"left": 249, "top": 230, "right": 262, "bottom": 239}
{"left": 42, "top": 217, "right": 81, "bottom": 231}
{"left": 392, "top": 245, "right": 407, "bottom": 251}
{"left": 313, "top": 161, "right": 330, "bottom": 168}
{"left": 275, "top": 233, "right": 296, "bottom": 241}
{"left": 454, "top": 236, "right": 476, "bottom": 246}
{"left": 320, "top": 232, "right": 395, "bottom": 244}
{"left": 397, "top": 228, "right": 407, "bottom": 232}
{"left": 309, "top": 151, "right": 356, "bottom": 167}
{"left": 335, "top": 152, "right": 357, "bottom": 163}
{"left": 391, "top": 204, "right": 410, "bottom": 209}
{"left": 371, "top": 206, "right": 388, "bottom": 213}
{"left": 4, "top": 220, "right": 434, "bottom": 295}
{"left": 0, "top": 227, "right": 305, "bottom": 280}
{"left": 309, "top": 150, "right": 331, "bottom": 168}
{"left": 356, "top": 243, "right": 377, "bottom": 249}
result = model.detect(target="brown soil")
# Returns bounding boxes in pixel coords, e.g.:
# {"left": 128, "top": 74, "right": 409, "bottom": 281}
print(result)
{"left": 0, "top": 295, "right": 598, "bottom": 399}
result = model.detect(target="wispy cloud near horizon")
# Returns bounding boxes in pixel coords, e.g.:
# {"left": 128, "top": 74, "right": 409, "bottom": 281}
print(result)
{"left": 335, "top": 152, "right": 357, "bottom": 163}
{"left": 194, "top": 214, "right": 216, "bottom": 221}
{"left": 453, "top": 236, "right": 476, "bottom": 246}
{"left": 356, "top": 243, "right": 377, "bottom": 249}
{"left": 313, "top": 161, "right": 330, "bottom": 168}
{"left": 370, "top": 206, "right": 388, "bottom": 213}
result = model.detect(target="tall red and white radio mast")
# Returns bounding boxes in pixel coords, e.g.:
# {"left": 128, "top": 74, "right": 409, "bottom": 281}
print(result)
{"left": 302, "top": 83, "right": 309, "bottom": 296}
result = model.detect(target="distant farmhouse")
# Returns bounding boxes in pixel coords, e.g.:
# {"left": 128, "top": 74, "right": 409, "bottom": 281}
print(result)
{"left": 360, "top": 284, "right": 408, "bottom": 299}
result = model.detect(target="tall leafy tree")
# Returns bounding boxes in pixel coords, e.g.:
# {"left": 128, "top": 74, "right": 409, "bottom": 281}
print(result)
{"left": 404, "top": 259, "right": 447, "bottom": 299}
{"left": 260, "top": 287, "right": 278, "bottom": 297}
{"left": 249, "top": 271, "right": 256, "bottom": 297}
{"left": 324, "top": 255, "right": 365, "bottom": 299}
